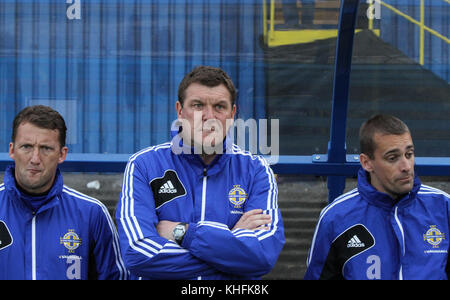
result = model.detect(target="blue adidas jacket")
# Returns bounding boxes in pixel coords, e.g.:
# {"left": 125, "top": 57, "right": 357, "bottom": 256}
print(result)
{"left": 0, "top": 165, "right": 128, "bottom": 280}
{"left": 304, "top": 168, "right": 449, "bottom": 280}
{"left": 116, "top": 138, "right": 285, "bottom": 279}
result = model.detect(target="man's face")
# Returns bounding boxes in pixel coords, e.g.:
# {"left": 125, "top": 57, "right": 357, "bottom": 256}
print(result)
{"left": 360, "top": 132, "right": 415, "bottom": 199}
{"left": 9, "top": 122, "right": 68, "bottom": 194}
{"left": 176, "top": 82, "right": 236, "bottom": 153}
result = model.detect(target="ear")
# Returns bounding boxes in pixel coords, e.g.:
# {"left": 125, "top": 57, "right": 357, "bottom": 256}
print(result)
{"left": 176, "top": 101, "right": 183, "bottom": 119}
{"left": 360, "top": 153, "right": 374, "bottom": 173}
{"left": 231, "top": 104, "right": 236, "bottom": 119}
{"left": 8, "top": 142, "right": 14, "bottom": 160}
{"left": 58, "top": 146, "right": 69, "bottom": 164}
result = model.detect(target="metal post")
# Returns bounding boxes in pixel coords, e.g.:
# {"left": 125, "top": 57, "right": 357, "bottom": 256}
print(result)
{"left": 327, "top": 0, "right": 360, "bottom": 203}
{"left": 419, "top": 0, "right": 425, "bottom": 66}
{"left": 263, "top": 0, "right": 268, "bottom": 44}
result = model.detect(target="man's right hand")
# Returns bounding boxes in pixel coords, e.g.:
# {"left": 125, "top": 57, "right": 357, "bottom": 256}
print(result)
{"left": 232, "top": 209, "right": 272, "bottom": 231}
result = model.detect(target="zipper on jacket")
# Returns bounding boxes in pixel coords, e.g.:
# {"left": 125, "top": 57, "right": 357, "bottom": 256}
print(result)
{"left": 31, "top": 213, "right": 37, "bottom": 280}
{"left": 394, "top": 206, "right": 404, "bottom": 280}
{"left": 201, "top": 168, "right": 207, "bottom": 221}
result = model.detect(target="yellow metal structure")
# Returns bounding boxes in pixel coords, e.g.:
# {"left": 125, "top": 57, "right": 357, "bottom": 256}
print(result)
{"left": 264, "top": 28, "right": 379, "bottom": 47}
{"left": 263, "top": 0, "right": 379, "bottom": 47}
{"left": 374, "top": 0, "right": 450, "bottom": 66}
{"left": 263, "top": 0, "right": 449, "bottom": 59}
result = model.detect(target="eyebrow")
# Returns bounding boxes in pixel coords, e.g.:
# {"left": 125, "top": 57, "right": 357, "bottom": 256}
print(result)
{"left": 18, "top": 141, "right": 56, "bottom": 149}
{"left": 383, "top": 145, "right": 414, "bottom": 156}
{"left": 214, "top": 100, "right": 229, "bottom": 106}
{"left": 190, "top": 98, "right": 230, "bottom": 106}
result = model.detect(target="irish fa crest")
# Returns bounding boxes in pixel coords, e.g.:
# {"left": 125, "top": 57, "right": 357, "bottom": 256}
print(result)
{"left": 228, "top": 185, "right": 247, "bottom": 208}
{"left": 60, "top": 229, "right": 82, "bottom": 253}
{"left": 423, "top": 225, "right": 445, "bottom": 248}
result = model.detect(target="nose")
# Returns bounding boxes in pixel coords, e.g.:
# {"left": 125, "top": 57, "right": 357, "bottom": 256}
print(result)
{"left": 30, "top": 147, "right": 41, "bottom": 165}
{"left": 203, "top": 105, "right": 215, "bottom": 121}
{"left": 399, "top": 155, "right": 412, "bottom": 173}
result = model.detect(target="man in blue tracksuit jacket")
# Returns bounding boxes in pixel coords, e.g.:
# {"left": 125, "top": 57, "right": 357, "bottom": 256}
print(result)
{"left": 0, "top": 105, "right": 127, "bottom": 280}
{"left": 116, "top": 66, "right": 285, "bottom": 279}
{"left": 304, "top": 114, "right": 449, "bottom": 280}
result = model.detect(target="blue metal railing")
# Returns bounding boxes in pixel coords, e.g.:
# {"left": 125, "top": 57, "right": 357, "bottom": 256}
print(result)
{"left": 0, "top": 0, "right": 449, "bottom": 203}
{"left": 1, "top": 152, "right": 449, "bottom": 189}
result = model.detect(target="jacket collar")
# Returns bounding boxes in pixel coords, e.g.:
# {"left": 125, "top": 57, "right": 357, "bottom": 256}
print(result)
{"left": 169, "top": 126, "right": 233, "bottom": 176}
{"left": 4, "top": 165, "right": 63, "bottom": 213}
{"left": 357, "top": 167, "right": 421, "bottom": 210}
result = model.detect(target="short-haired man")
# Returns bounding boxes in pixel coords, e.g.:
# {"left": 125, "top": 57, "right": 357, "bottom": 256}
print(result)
{"left": 304, "top": 114, "right": 449, "bottom": 280}
{"left": 116, "top": 66, "right": 285, "bottom": 279}
{"left": 0, "top": 105, "right": 127, "bottom": 280}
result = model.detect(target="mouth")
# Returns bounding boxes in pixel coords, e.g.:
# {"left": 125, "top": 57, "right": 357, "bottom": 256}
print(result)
{"left": 398, "top": 176, "right": 412, "bottom": 183}
{"left": 199, "top": 125, "right": 221, "bottom": 136}
{"left": 27, "top": 169, "right": 42, "bottom": 175}
{"left": 202, "top": 119, "right": 222, "bottom": 132}
{"left": 202, "top": 124, "right": 218, "bottom": 132}
{"left": 202, "top": 129, "right": 217, "bottom": 136}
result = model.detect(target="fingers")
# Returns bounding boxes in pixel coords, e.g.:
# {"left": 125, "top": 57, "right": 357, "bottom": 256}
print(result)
{"left": 233, "top": 209, "right": 272, "bottom": 231}
{"left": 252, "top": 213, "right": 272, "bottom": 230}
{"left": 239, "top": 209, "right": 263, "bottom": 222}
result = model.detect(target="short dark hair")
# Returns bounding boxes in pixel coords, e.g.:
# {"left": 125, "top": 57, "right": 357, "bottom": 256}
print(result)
{"left": 177, "top": 65, "right": 237, "bottom": 107}
{"left": 12, "top": 105, "right": 67, "bottom": 148}
{"left": 359, "top": 114, "right": 410, "bottom": 159}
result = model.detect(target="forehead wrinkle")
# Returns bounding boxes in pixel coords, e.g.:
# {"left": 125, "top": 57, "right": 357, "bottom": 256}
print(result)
{"left": 15, "top": 124, "right": 60, "bottom": 147}
{"left": 185, "top": 83, "right": 231, "bottom": 101}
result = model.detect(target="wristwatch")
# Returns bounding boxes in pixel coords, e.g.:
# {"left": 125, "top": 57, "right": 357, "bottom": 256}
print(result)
{"left": 173, "top": 222, "right": 187, "bottom": 245}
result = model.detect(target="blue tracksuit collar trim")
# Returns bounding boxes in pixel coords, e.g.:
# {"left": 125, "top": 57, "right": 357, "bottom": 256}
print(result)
{"left": 4, "top": 165, "right": 63, "bottom": 212}
{"left": 357, "top": 167, "right": 421, "bottom": 209}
